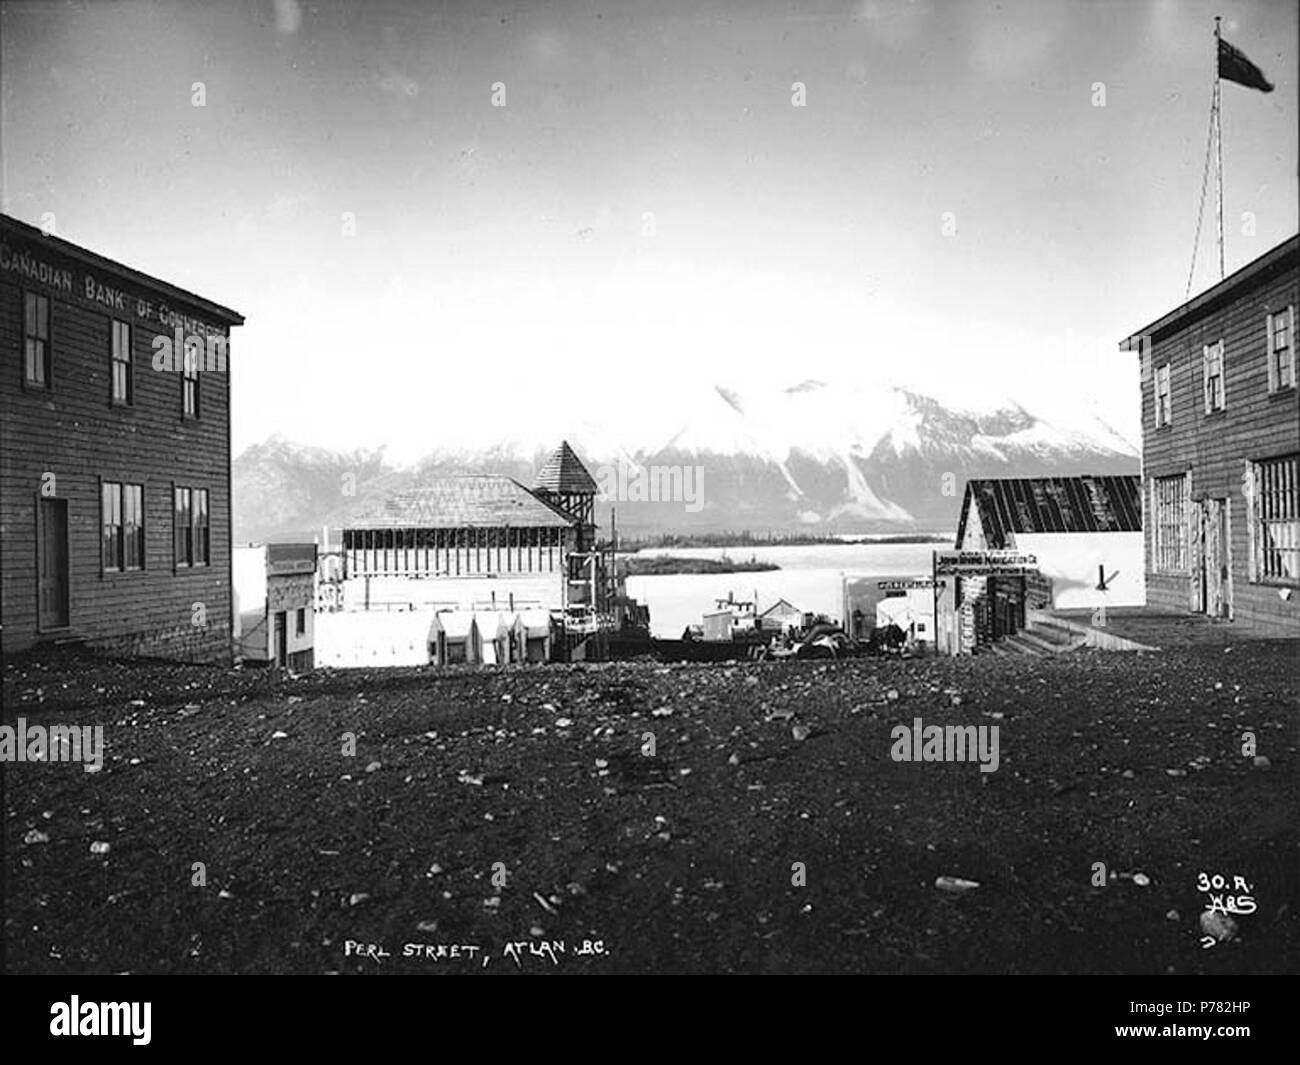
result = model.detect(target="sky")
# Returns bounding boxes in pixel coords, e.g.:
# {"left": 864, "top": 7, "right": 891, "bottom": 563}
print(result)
{"left": 2, "top": 0, "right": 1296, "bottom": 463}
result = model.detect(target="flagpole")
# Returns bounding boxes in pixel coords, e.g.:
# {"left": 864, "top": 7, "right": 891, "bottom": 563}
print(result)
{"left": 1214, "top": 16, "right": 1225, "bottom": 280}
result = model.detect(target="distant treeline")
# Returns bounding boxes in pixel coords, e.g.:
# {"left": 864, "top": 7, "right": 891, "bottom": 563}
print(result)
{"left": 621, "top": 556, "right": 780, "bottom": 576}
{"left": 611, "top": 530, "right": 953, "bottom": 550}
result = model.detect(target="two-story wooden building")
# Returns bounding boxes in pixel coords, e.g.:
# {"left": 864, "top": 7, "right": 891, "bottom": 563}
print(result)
{"left": 1120, "top": 235, "right": 1298, "bottom": 634}
{"left": 1, "top": 214, "right": 244, "bottom": 661}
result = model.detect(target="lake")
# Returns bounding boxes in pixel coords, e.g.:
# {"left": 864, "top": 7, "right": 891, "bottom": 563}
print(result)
{"left": 623, "top": 541, "right": 950, "bottom": 637}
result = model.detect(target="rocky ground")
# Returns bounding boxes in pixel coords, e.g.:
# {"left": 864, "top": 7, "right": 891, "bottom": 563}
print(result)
{"left": 4, "top": 642, "right": 1297, "bottom": 974}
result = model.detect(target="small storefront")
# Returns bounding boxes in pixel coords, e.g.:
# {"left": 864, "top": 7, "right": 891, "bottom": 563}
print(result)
{"left": 932, "top": 551, "right": 1039, "bottom": 656}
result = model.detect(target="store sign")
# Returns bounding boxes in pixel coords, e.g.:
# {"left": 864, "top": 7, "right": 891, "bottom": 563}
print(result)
{"left": 877, "top": 579, "right": 937, "bottom": 591}
{"left": 933, "top": 550, "right": 1039, "bottom": 576}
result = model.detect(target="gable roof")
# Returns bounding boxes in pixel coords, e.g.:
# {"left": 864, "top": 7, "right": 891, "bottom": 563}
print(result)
{"left": 1, "top": 212, "right": 245, "bottom": 326}
{"left": 351, "top": 476, "right": 574, "bottom": 529}
{"left": 432, "top": 611, "right": 478, "bottom": 639}
{"left": 473, "top": 611, "right": 511, "bottom": 637}
{"left": 517, "top": 609, "right": 553, "bottom": 636}
{"left": 1120, "top": 234, "right": 1298, "bottom": 349}
{"left": 535, "top": 440, "right": 598, "bottom": 494}
{"left": 957, "top": 475, "right": 1141, "bottom": 549}
{"left": 759, "top": 598, "right": 802, "bottom": 617}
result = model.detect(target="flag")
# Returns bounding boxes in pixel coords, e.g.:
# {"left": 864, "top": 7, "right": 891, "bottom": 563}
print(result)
{"left": 1218, "top": 37, "right": 1274, "bottom": 93}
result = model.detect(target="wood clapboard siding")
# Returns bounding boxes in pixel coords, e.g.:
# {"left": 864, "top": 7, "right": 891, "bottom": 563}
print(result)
{"left": 1138, "top": 250, "right": 1300, "bottom": 633}
{"left": 1, "top": 222, "right": 241, "bottom": 662}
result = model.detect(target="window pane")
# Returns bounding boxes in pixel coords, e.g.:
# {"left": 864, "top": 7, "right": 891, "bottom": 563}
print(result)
{"left": 102, "top": 483, "right": 121, "bottom": 569}
{"left": 26, "top": 339, "right": 42, "bottom": 383}
{"left": 175, "top": 487, "right": 190, "bottom": 564}
{"left": 25, "top": 293, "right": 49, "bottom": 340}
{"left": 126, "top": 485, "right": 143, "bottom": 569}
{"left": 194, "top": 489, "right": 209, "bottom": 564}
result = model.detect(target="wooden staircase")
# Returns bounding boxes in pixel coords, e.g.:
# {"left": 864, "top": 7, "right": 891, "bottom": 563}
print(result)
{"left": 983, "top": 614, "right": 1088, "bottom": 656}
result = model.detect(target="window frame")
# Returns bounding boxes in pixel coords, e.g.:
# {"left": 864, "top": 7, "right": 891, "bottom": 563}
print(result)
{"left": 1248, "top": 453, "right": 1299, "bottom": 587}
{"left": 1153, "top": 362, "right": 1172, "bottom": 428}
{"left": 174, "top": 485, "right": 210, "bottom": 568}
{"left": 111, "top": 318, "right": 134, "bottom": 406}
{"left": 101, "top": 480, "right": 145, "bottom": 574}
{"left": 1266, "top": 306, "right": 1295, "bottom": 394}
{"left": 1202, "top": 339, "right": 1225, "bottom": 414}
{"left": 1152, "top": 473, "right": 1189, "bottom": 574}
{"left": 23, "top": 290, "right": 52, "bottom": 389}
{"left": 182, "top": 337, "right": 201, "bottom": 418}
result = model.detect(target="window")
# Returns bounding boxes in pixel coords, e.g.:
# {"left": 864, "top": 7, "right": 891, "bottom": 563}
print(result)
{"left": 296, "top": 608, "right": 306, "bottom": 636}
{"left": 183, "top": 337, "right": 201, "bottom": 417}
{"left": 24, "top": 292, "right": 51, "bottom": 386}
{"left": 1154, "top": 363, "right": 1171, "bottom": 427}
{"left": 1267, "top": 307, "right": 1295, "bottom": 393}
{"left": 111, "top": 320, "right": 133, "bottom": 404}
{"left": 1249, "top": 454, "right": 1299, "bottom": 584}
{"left": 101, "top": 482, "right": 144, "bottom": 571}
{"left": 1152, "top": 474, "right": 1188, "bottom": 572}
{"left": 174, "top": 486, "right": 210, "bottom": 566}
{"left": 1202, "top": 340, "right": 1225, "bottom": 413}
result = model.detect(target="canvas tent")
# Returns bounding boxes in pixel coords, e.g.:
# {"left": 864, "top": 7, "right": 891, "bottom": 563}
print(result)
{"left": 430, "top": 611, "right": 480, "bottom": 666}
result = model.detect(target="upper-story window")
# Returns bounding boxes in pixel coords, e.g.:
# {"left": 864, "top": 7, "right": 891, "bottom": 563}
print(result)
{"left": 1202, "top": 340, "right": 1225, "bottom": 413}
{"left": 24, "top": 292, "right": 51, "bottom": 387}
{"left": 1154, "top": 363, "right": 1172, "bottom": 427}
{"left": 1267, "top": 306, "right": 1295, "bottom": 393}
{"left": 183, "top": 337, "right": 201, "bottom": 417}
{"left": 111, "top": 320, "right": 133, "bottom": 405}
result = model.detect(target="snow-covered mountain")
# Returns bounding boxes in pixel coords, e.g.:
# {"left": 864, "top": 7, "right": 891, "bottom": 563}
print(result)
{"left": 233, "top": 380, "right": 1138, "bottom": 542}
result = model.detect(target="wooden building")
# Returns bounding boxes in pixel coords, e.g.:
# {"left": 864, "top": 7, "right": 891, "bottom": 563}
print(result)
{"left": 337, "top": 441, "right": 619, "bottom": 617}
{"left": 935, "top": 476, "right": 1143, "bottom": 653}
{"left": 339, "top": 472, "right": 580, "bottom": 613}
{"left": 233, "top": 543, "right": 317, "bottom": 669}
{"left": 1120, "top": 235, "right": 1298, "bottom": 633}
{"left": 1, "top": 214, "right": 243, "bottom": 662}
{"left": 955, "top": 476, "right": 1145, "bottom": 610}
{"left": 757, "top": 597, "right": 804, "bottom": 634}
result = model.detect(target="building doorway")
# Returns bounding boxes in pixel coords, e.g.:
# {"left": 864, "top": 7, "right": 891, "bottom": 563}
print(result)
{"left": 1199, "top": 499, "right": 1231, "bottom": 619}
{"left": 274, "top": 611, "right": 288, "bottom": 666}
{"left": 37, "top": 498, "right": 70, "bottom": 630}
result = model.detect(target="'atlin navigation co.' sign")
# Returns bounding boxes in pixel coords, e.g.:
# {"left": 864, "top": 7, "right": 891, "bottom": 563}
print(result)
{"left": 934, "top": 550, "right": 1039, "bottom": 576}
{"left": 0, "top": 239, "right": 227, "bottom": 341}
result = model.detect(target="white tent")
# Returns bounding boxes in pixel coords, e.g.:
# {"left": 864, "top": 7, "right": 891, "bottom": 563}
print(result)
{"left": 431, "top": 611, "right": 480, "bottom": 666}
{"left": 473, "top": 612, "right": 511, "bottom": 666}
{"left": 517, "top": 609, "right": 553, "bottom": 663}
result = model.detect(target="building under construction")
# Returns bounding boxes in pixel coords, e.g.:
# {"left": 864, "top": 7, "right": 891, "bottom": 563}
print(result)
{"left": 318, "top": 441, "right": 644, "bottom": 663}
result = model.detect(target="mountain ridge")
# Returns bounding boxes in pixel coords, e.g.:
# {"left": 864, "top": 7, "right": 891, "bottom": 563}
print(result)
{"left": 233, "top": 382, "right": 1138, "bottom": 543}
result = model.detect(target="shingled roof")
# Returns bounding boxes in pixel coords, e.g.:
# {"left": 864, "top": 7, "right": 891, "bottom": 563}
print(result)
{"left": 535, "top": 440, "right": 598, "bottom": 494}
{"left": 351, "top": 476, "right": 574, "bottom": 529}
{"left": 956, "top": 475, "right": 1141, "bottom": 549}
